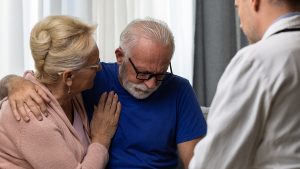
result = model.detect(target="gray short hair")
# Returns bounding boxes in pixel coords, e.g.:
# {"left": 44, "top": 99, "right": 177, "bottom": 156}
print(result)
{"left": 120, "top": 18, "right": 175, "bottom": 58}
{"left": 30, "top": 15, "right": 97, "bottom": 84}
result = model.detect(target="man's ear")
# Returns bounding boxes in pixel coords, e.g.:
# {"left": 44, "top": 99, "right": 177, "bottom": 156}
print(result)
{"left": 115, "top": 47, "right": 125, "bottom": 65}
{"left": 251, "top": 0, "right": 260, "bottom": 12}
{"left": 62, "top": 70, "right": 73, "bottom": 87}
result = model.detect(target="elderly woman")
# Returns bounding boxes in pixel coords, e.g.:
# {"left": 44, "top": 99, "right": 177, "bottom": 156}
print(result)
{"left": 0, "top": 15, "right": 121, "bottom": 169}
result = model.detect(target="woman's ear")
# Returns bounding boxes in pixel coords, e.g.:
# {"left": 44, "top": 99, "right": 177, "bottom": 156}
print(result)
{"left": 62, "top": 70, "right": 73, "bottom": 87}
{"left": 115, "top": 47, "right": 125, "bottom": 65}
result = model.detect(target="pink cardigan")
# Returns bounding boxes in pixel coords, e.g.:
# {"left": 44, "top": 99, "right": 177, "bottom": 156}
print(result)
{"left": 0, "top": 72, "right": 108, "bottom": 169}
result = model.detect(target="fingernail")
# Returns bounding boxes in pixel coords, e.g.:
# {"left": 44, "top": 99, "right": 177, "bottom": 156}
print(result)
{"left": 24, "top": 117, "right": 30, "bottom": 122}
{"left": 38, "top": 116, "right": 43, "bottom": 121}
{"left": 44, "top": 110, "right": 48, "bottom": 117}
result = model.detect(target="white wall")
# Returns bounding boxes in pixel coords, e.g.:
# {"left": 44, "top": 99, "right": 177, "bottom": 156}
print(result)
{"left": 0, "top": 0, "right": 195, "bottom": 84}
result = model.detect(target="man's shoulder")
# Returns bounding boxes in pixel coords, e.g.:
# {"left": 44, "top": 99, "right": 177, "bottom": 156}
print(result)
{"left": 165, "top": 74, "right": 191, "bottom": 86}
{"left": 237, "top": 33, "right": 300, "bottom": 67}
{"left": 0, "top": 99, "right": 15, "bottom": 124}
{"left": 100, "top": 62, "right": 117, "bottom": 67}
{"left": 88, "top": 62, "right": 118, "bottom": 96}
{"left": 99, "top": 62, "right": 117, "bottom": 73}
{"left": 225, "top": 32, "right": 300, "bottom": 91}
{"left": 95, "top": 62, "right": 118, "bottom": 80}
{"left": 158, "top": 74, "right": 194, "bottom": 96}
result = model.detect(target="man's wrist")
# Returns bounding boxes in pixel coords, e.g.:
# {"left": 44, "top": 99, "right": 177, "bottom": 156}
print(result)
{"left": 0, "top": 75, "right": 19, "bottom": 100}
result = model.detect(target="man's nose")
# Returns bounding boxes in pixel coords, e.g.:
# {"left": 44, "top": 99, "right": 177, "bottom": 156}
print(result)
{"left": 144, "top": 77, "right": 158, "bottom": 89}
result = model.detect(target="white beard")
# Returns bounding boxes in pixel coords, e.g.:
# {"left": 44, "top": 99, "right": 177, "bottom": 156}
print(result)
{"left": 119, "top": 63, "right": 159, "bottom": 99}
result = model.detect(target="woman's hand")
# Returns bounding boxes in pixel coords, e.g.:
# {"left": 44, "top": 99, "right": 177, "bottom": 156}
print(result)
{"left": 90, "top": 91, "right": 121, "bottom": 149}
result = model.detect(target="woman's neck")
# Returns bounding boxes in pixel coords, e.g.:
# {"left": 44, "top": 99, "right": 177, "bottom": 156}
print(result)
{"left": 61, "top": 101, "right": 74, "bottom": 124}
{"left": 45, "top": 83, "right": 74, "bottom": 124}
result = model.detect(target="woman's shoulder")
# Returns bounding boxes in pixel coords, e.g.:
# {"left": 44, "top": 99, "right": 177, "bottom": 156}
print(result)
{"left": 0, "top": 98, "right": 60, "bottom": 136}
{"left": 0, "top": 98, "right": 18, "bottom": 126}
{"left": 0, "top": 98, "right": 25, "bottom": 147}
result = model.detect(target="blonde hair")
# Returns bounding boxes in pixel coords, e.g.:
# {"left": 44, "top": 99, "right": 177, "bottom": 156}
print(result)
{"left": 120, "top": 18, "right": 175, "bottom": 57}
{"left": 30, "top": 15, "right": 97, "bottom": 84}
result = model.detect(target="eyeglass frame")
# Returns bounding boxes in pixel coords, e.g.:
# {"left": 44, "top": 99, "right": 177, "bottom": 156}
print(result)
{"left": 57, "top": 58, "right": 101, "bottom": 75}
{"left": 128, "top": 58, "right": 173, "bottom": 81}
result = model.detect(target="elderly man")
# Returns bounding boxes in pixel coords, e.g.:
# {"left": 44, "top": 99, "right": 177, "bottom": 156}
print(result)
{"left": 189, "top": 0, "right": 300, "bottom": 169}
{"left": 0, "top": 18, "right": 206, "bottom": 169}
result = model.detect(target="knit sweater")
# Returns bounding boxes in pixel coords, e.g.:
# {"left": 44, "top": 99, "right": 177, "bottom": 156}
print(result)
{"left": 0, "top": 72, "right": 108, "bottom": 169}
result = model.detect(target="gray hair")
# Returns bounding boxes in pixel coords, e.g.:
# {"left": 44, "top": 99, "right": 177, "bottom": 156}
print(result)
{"left": 30, "top": 15, "right": 97, "bottom": 84}
{"left": 120, "top": 18, "right": 175, "bottom": 58}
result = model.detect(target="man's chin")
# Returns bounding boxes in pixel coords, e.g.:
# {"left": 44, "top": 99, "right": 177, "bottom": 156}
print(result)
{"left": 122, "top": 78, "right": 159, "bottom": 99}
{"left": 131, "top": 90, "right": 153, "bottom": 99}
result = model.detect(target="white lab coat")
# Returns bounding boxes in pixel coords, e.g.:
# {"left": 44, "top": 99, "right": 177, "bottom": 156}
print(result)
{"left": 189, "top": 15, "right": 300, "bottom": 169}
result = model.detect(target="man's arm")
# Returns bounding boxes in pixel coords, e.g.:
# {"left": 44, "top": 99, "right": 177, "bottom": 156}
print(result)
{"left": 178, "top": 137, "right": 202, "bottom": 169}
{"left": 174, "top": 78, "right": 207, "bottom": 168}
{"left": 0, "top": 75, "right": 18, "bottom": 100}
{"left": 0, "top": 74, "right": 50, "bottom": 121}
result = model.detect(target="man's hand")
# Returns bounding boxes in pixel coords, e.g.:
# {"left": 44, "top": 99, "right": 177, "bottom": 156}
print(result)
{"left": 5, "top": 76, "right": 50, "bottom": 121}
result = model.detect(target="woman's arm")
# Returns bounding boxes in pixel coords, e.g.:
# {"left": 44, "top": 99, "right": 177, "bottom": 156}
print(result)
{"left": 18, "top": 116, "right": 109, "bottom": 169}
{"left": 19, "top": 92, "right": 120, "bottom": 169}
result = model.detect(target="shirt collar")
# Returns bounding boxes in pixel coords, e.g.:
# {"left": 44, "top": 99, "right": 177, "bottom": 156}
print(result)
{"left": 273, "top": 12, "right": 300, "bottom": 24}
{"left": 262, "top": 12, "right": 300, "bottom": 40}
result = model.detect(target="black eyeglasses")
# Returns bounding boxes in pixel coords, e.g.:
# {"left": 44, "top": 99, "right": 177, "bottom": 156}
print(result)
{"left": 128, "top": 58, "right": 173, "bottom": 81}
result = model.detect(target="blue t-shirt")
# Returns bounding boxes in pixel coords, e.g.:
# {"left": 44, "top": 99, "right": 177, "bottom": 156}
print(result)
{"left": 82, "top": 63, "right": 207, "bottom": 169}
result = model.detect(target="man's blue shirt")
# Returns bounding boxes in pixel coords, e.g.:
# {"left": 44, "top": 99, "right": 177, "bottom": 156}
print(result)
{"left": 82, "top": 62, "right": 207, "bottom": 169}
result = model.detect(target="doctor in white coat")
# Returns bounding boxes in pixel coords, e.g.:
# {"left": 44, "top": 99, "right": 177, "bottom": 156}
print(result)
{"left": 190, "top": 0, "right": 300, "bottom": 168}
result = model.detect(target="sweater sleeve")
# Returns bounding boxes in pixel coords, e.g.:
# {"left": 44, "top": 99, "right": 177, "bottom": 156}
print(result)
{"left": 80, "top": 143, "right": 109, "bottom": 169}
{"left": 12, "top": 110, "right": 108, "bottom": 169}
